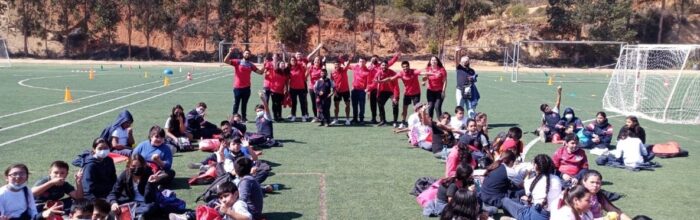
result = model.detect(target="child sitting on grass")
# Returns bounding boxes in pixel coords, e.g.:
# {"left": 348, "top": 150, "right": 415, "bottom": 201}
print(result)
{"left": 552, "top": 134, "right": 589, "bottom": 186}
{"left": 31, "top": 161, "right": 83, "bottom": 213}
{"left": 216, "top": 181, "right": 252, "bottom": 220}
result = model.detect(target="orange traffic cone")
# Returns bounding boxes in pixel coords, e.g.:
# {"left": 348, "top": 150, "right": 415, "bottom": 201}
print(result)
{"left": 64, "top": 87, "right": 73, "bottom": 103}
{"left": 89, "top": 70, "right": 95, "bottom": 80}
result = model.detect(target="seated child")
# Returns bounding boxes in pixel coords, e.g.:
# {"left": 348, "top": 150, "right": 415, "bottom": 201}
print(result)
{"left": 537, "top": 86, "right": 562, "bottom": 143}
{"left": 448, "top": 106, "right": 468, "bottom": 139}
{"left": 497, "top": 127, "right": 524, "bottom": 160}
{"left": 583, "top": 112, "right": 614, "bottom": 149}
{"left": 596, "top": 129, "right": 654, "bottom": 169}
{"left": 165, "top": 104, "right": 193, "bottom": 151}
{"left": 132, "top": 126, "right": 176, "bottom": 187}
{"left": 98, "top": 109, "right": 134, "bottom": 156}
{"left": 552, "top": 134, "right": 588, "bottom": 185}
{"left": 581, "top": 170, "right": 633, "bottom": 220}
{"left": 31, "top": 160, "right": 83, "bottom": 213}
{"left": 108, "top": 154, "right": 163, "bottom": 219}
{"left": 82, "top": 138, "right": 117, "bottom": 201}
{"left": 550, "top": 184, "right": 594, "bottom": 219}
{"left": 232, "top": 157, "right": 265, "bottom": 219}
{"left": 92, "top": 199, "right": 111, "bottom": 220}
{"left": 216, "top": 181, "right": 253, "bottom": 220}
{"left": 68, "top": 199, "right": 93, "bottom": 220}
{"left": 247, "top": 92, "right": 282, "bottom": 148}
{"left": 553, "top": 107, "right": 583, "bottom": 144}
{"left": 424, "top": 165, "right": 474, "bottom": 217}
{"left": 186, "top": 102, "right": 220, "bottom": 139}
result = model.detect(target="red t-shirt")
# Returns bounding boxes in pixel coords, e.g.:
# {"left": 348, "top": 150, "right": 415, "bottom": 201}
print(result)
{"left": 264, "top": 65, "right": 288, "bottom": 94}
{"left": 229, "top": 59, "right": 258, "bottom": 89}
{"left": 366, "top": 67, "right": 380, "bottom": 91}
{"left": 552, "top": 146, "right": 589, "bottom": 176}
{"left": 308, "top": 65, "right": 324, "bottom": 90}
{"left": 398, "top": 69, "right": 421, "bottom": 96}
{"left": 351, "top": 64, "right": 370, "bottom": 90}
{"left": 289, "top": 63, "right": 307, "bottom": 90}
{"left": 263, "top": 61, "right": 274, "bottom": 88}
{"left": 332, "top": 65, "right": 351, "bottom": 93}
{"left": 425, "top": 66, "right": 446, "bottom": 92}
{"left": 376, "top": 69, "right": 397, "bottom": 93}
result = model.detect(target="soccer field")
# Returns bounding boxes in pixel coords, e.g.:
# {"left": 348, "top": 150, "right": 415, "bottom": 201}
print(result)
{"left": 0, "top": 62, "right": 698, "bottom": 219}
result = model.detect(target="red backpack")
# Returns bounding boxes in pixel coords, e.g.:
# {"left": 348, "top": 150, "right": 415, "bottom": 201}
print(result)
{"left": 652, "top": 141, "right": 689, "bottom": 158}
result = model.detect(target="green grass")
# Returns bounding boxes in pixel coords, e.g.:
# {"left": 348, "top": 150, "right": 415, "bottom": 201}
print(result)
{"left": 0, "top": 63, "right": 698, "bottom": 219}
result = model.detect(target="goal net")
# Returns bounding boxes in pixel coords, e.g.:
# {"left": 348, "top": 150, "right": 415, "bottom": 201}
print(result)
{"left": 603, "top": 44, "right": 700, "bottom": 124}
{"left": 511, "top": 40, "right": 627, "bottom": 83}
{"left": 0, "top": 38, "right": 10, "bottom": 68}
{"left": 218, "top": 42, "right": 286, "bottom": 65}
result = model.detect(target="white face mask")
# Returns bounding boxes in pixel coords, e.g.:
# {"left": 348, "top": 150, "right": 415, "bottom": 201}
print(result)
{"left": 565, "top": 114, "right": 573, "bottom": 120}
{"left": 94, "top": 149, "right": 110, "bottom": 159}
{"left": 256, "top": 111, "right": 265, "bottom": 118}
{"left": 9, "top": 182, "right": 26, "bottom": 190}
{"left": 196, "top": 107, "right": 205, "bottom": 115}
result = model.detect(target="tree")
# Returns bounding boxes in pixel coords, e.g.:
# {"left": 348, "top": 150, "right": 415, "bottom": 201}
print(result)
{"left": 272, "top": 0, "right": 320, "bottom": 50}
{"left": 122, "top": 0, "right": 133, "bottom": 58}
{"left": 133, "top": 0, "right": 162, "bottom": 60}
{"left": 8, "top": 0, "right": 45, "bottom": 56}
{"left": 337, "top": 0, "right": 371, "bottom": 53}
{"left": 546, "top": 0, "right": 577, "bottom": 38}
{"left": 93, "top": 0, "right": 121, "bottom": 59}
{"left": 454, "top": 0, "right": 495, "bottom": 47}
{"left": 161, "top": 0, "right": 181, "bottom": 59}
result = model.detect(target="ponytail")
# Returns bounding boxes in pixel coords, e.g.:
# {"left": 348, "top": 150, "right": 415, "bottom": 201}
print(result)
{"left": 560, "top": 184, "right": 589, "bottom": 220}
{"left": 484, "top": 150, "right": 515, "bottom": 176}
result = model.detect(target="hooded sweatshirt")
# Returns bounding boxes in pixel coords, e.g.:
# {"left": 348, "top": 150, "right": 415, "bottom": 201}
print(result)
{"left": 99, "top": 110, "right": 133, "bottom": 147}
{"left": 82, "top": 155, "right": 117, "bottom": 200}
{"left": 556, "top": 107, "right": 583, "bottom": 135}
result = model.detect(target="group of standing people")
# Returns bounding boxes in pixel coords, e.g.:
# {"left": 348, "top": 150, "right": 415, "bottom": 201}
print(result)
{"left": 223, "top": 47, "right": 481, "bottom": 128}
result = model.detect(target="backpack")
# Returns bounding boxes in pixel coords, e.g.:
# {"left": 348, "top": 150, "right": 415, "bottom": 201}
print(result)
{"left": 652, "top": 141, "right": 689, "bottom": 158}
{"left": 195, "top": 205, "right": 222, "bottom": 220}
{"left": 410, "top": 176, "right": 438, "bottom": 196}
{"left": 157, "top": 189, "right": 187, "bottom": 214}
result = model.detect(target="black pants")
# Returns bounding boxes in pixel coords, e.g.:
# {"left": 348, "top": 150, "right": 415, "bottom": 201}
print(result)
{"left": 369, "top": 90, "right": 378, "bottom": 122}
{"left": 351, "top": 89, "right": 366, "bottom": 122}
{"left": 391, "top": 98, "right": 399, "bottom": 123}
{"left": 290, "top": 89, "right": 308, "bottom": 117}
{"left": 190, "top": 121, "right": 220, "bottom": 139}
{"left": 377, "top": 91, "right": 393, "bottom": 123}
{"left": 318, "top": 96, "right": 332, "bottom": 123}
{"left": 233, "top": 87, "right": 251, "bottom": 119}
{"left": 263, "top": 87, "right": 272, "bottom": 106}
{"left": 426, "top": 90, "right": 444, "bottom": 118}
{"left": 271, "top": 92, "right": 284, "bottom": 121}
{"left": 309, "top": 90, "right": 319, "bottom": 118}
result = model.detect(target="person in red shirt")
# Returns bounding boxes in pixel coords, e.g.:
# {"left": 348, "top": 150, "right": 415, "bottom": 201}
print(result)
{"left": 374, "top": 61, "right": 398, "bottom": 127}
{"left": 366, "top": 53, "right": 401, "bottom": 124}
{"left": 287, "top": 56, "right": 309, "bottom": 122}
{"left": 380, "top": 61, "right": 421, "bottom": 128}
{"left": 553, "top": 134, "right": 590, "bottom": 186}
{"left": 306, "top": 56, "right": 325, "bottom": 122}
{"left": 331, "top": 55, "right": 353, "bottom": 126}
{"left": 224, "top": 48, "right": 264, "bottom": 122}
{"left": 263, "top": 56, "right": 290, "bottom": 121}
{"left": 350, "top": 57, "right": 371, "bottom": 124}
{"left": 421, "top": 56, "right": 447, "bottom": 119}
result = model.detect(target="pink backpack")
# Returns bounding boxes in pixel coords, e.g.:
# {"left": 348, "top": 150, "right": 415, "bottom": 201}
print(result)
{"left": 416, "top": 180, "right": 442, "bottom": 208}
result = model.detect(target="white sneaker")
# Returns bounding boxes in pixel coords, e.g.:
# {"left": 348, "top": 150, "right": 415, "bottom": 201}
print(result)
{"left": 398, "top": 123, "right": 406, "bottom": 129}
{"left": 539, "top": 129, "right": 546, "bottom": 143}
{"left": 311, "top": 118, "right": 318, "bottom": 123}
{"left": 345, "top": 119, "right": 351, "bottom": 126}
{"left": 590, "top": 147, "right": 609, "bottom": 156}
{"left": 302, "top": 116, "right": 308, "bottom": 122}
{"left": 330, "top": 119, "right": 338, "bottom": 125}
{"left": 289, "top": 116, "right": 296, "bottom": 122}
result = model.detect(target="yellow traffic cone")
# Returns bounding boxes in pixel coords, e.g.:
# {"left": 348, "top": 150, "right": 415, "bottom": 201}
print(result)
{"left": 144, "top": 72, "right": 149, "bottom": 78}
{"left": 64, "top": 87, "right": 73, "bottom": 103}
{"left": 547, "top": 76, "right": 553, "bottom": 86}
{"left": 499, "top": 75, "right": 504, "bottom": 81}
{"left": 163, "top": 76, "right": 170, "bottom": 87}
{"left": 89, "top": 70, "right": 94, "bottom": 80}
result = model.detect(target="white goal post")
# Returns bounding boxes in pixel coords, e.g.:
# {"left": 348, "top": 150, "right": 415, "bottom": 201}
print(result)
{"left": 603, "top": 44, "right": 700, "bottom": 124}
{"left": 218, "top": 41, "right": 287, "bottom": 65}
{"left": 511, "top": 40, "right": 627, "bottom": 82}
{"left": 0, "top": 38, "right": 10, "bottom": 68}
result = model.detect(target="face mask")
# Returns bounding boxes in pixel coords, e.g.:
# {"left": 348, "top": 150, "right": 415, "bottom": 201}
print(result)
{"left": 9, "top": 182, "right": 26, "bottom": 190}
{"left": 565, "top": 114, "right": 573, "bottom": 120}
{"left": 256, "top": 111, "right": 265, "bottom": 118}
{"left": 132, "top": 167, "right": 146, "bottom": 176}
{"left": 95, "top": 149, "right": 109, "bottom": 159}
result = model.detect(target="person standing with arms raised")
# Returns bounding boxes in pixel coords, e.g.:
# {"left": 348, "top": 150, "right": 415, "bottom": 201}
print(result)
{"left": 224, "top": 48, "right": 264, "bottom": 123}
{"left": 422, "top": 56, "right": 447, "bottom": 119}
{"left": 455, "top": 48, "right": 480, "bottom": 119}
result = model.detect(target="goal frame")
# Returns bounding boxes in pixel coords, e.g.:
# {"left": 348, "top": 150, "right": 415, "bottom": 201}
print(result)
{"left": 0, "top": 38, "right": 11, "bottom": 68}
{"left": 603, "top": 44, "right": 700, "bottom": 124}
{"left": 511, "top": 40, "right": 628, "bottom": 82}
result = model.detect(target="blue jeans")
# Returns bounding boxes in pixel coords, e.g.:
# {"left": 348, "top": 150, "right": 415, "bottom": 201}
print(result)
{"left": 422, "top": 199, "right": 448, "bottom": 217}
{"left": 351, "top": 89, "right": 366, "bottom": 122}
{"left": 502, "top": 198, "right": 550, "bottom": 220}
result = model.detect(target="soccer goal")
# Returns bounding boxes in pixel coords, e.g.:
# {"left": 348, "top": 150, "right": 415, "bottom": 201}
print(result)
{"left": 603, "top": 44, "right": 700, "bottom": 124}
{"left": 218, "top": 41, "right": 286, "bottom": 65}
{"left": 511, "top": 40, "right": 627, "bottom": 83}
{"left": 0, "top": 38, "right": 11, "bottom": 68}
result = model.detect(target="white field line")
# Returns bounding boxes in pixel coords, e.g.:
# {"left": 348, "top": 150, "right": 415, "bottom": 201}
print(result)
{"left": 0, "top": 71, "right": 227, "bottom": 133}
{"left": 276, "top": 172, "right": 327, "bottom": 220}
{"left": 16, "top": 71, "right": 213, "bottom": 93}
{"left": 4, "top": 71, "right": 219, "bottom": 119}
{"left": 0, "top": 73, "right": 230, "bottom": 147}
{"left": 521, "top": 114, "right": 625, "bottom": 159}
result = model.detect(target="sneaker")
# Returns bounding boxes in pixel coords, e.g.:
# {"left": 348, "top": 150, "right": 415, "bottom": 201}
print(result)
{"left": 538, "top": 129, "right": 546, "bottom": 143}
{"left": 302, "top": 115, "right": 308, "bottom": 122}
{"left": 168, "top": 213, "right": 189, "bottom": 220}
{"left": 393, "top": 122, "right": 398, "bottom": 128}
{"left": 318, "top": 123, "right": 325, "bottom": 127}
{"left": 289, "top": 115, "right": 296, "bottom": 122}
{"left": 311, "top": 118, "right": 318, "bottom": 123}
{"left": 345, "top": 119, "right": 351, "bottom": 126}
{"left": 370, "top": 119, "right": 378, "bottom": 124}
{"left": 398, "top": 122, "right": 406, "bottom": 129}
{"left": 330, "top": 119, "right": 338, "bottom": 125}
{"left": 187, "top": 162, "right": 202, "bottom": 169}
{"left": 242, "top": 118, "right": 249, "bottom": 123}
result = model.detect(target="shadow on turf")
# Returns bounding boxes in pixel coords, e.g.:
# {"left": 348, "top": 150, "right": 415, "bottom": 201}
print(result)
{"left": 488, "top": 123, "right": 520, "bottom": 129}
{"left": 277, "top": 139, "right": 305, "bottom": 144}
{"left": 263, "top": 211, "right": 303, "bottom": 220}
{"left": 169, "top": 177, "right": 192, "bottom": 190}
